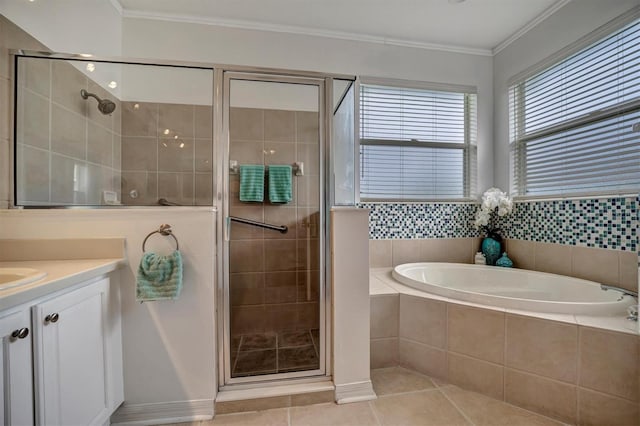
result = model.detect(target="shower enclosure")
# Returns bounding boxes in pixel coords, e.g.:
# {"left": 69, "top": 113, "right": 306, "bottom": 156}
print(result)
{"left": 12, "top": 51, "right": 357, "bottom": 388}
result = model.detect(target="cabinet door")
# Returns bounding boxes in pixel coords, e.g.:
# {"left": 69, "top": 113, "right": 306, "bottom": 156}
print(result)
{"left": 0, "top": 308, "right": 33, "bottom": 426}
{"left": 33, "top": 278, "right": 110, "bottom": 426}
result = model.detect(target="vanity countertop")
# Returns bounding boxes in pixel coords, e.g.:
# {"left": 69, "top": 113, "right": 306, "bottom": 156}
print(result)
{"left": 0, "top": 258, "right": 123, "bottom": 311}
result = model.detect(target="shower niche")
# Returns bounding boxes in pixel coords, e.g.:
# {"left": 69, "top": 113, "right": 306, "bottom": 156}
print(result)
{"left": 13, "top": 55, "right": 214, "bottom": 207}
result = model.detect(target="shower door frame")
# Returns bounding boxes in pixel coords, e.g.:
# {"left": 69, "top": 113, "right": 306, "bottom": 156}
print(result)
{"left": 217, "top": 71, "right": 330, "bottom": 387}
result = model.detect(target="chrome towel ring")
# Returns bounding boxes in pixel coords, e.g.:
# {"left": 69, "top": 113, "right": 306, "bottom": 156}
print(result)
{"left": 142, "top": 224, "right": 179, "bottom": 252}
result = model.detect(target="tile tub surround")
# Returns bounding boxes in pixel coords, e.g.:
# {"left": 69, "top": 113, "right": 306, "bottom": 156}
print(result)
{"left": 370, "top": 273, "right": 640, "bottom": 425}
{"left": 370, "top": 238, "right": 639, "bottom": 293}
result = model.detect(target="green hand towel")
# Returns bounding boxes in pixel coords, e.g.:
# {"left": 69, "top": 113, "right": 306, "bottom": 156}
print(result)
{"left": 136, "top": 250, "right": 183, "bottom": 301}
{"left": 268, "top": 165, "right": 292, "bottom": 203}
{"left": 239, "top": 164, "right": 265, "bottom": 202}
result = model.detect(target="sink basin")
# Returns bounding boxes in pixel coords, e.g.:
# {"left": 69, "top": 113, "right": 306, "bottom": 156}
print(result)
{"left": 0, "top": 268, "right": 47, "bottom": 290}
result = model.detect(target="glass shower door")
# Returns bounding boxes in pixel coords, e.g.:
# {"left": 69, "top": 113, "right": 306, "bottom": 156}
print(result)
{"left": 223, "top": 73, "right": 324, "bottom": 383}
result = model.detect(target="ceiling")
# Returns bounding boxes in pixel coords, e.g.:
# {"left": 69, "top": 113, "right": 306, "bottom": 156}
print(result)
{"left": 115, "top": 0, "right": 568, "bottom": 55}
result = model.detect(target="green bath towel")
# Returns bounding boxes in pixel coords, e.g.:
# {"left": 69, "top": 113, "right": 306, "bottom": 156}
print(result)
{"left": 136, "top": 250, "right": 183, "bottom": 301}
{"left": 268, "top": 165, "right": 292, "bottom": 203}
{"left": 239, "top": 164, "right": 265, "bottom": 202}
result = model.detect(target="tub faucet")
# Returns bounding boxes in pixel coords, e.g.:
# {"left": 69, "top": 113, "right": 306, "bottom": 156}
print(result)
{"left": 600, "top": 284, "right": 638, "bottom": 299}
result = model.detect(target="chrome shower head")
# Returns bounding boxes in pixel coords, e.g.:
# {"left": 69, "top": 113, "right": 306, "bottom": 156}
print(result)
{"left": 80, "top": 89, "right": 116, "bottom": 115}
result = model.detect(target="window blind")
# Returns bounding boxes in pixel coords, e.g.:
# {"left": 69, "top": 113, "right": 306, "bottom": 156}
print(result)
{"left": 510, "top": 18, "right": 640, "bottom": 197}
{"left": 360, "top": 84, "right": 477, "bottom": 200}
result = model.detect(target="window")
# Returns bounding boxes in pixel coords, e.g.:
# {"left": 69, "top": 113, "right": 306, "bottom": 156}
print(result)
{"left": 359, "top": 82, "right": 477, "bottom": 200}
{"left": 509, "top": 17, "right": 640, "bottom": 197}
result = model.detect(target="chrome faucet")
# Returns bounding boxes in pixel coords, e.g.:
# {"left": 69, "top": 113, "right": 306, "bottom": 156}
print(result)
{"left": 600, "top": 284, "right": 638, "bottom": 321}
{"left": 600, "top": 284, "right": 638, "bottom": 299}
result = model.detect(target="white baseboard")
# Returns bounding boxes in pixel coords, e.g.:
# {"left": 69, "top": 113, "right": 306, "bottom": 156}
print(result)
{"left": 335, "top": 381, "right": 377, "bottom": 404}
{"left": 110, "top": 399, "right": 214, "bottom": 425}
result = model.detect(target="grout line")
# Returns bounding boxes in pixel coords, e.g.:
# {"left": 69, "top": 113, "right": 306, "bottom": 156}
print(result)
{"left": 437, "top": 386, "right": 477, "bottom": 426}
{"left": 367, "top": 399, "right": 383, "bottom": 426}
{"left": 287, "top": 406, "right": 291, "bottom": 426}
{"left": 376, "top": 387, "right": 443, "bottom": 398}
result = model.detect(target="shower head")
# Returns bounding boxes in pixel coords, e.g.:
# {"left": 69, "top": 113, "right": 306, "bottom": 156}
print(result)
{"left": 80, "top": 89, "right": 116, "bottom": 115}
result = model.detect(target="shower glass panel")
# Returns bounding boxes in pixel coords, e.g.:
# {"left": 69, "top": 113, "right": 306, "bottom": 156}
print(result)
{"left": 225, "top": 75, "right": 323, "bottom": 381}
{"left": 332, "top": 79, "right": 356, "bottom": 206}
{"left": 14, "top": 56, "right": 214, "bottom": 207}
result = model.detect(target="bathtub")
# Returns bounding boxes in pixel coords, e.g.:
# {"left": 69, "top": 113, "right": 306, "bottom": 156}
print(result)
{"left": 392, "top": 263, "right": 635, "bottom": 315}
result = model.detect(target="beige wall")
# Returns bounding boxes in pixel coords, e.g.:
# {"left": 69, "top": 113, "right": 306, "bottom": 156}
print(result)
{"left": 120, "top": 101, "right": 213, "bottom": 206}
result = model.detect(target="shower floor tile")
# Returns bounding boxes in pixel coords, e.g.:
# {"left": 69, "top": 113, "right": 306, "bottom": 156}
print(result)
{"left": 231, "top": 329, "right": 320, "bottom": 377}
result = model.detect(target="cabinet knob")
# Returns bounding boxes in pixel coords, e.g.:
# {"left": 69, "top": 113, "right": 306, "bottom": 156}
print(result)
{"left": 45, "top": 313, "right": 59, "bottom": 323}
{"left": 10, "top": 327, "right": 29, "bottom": 340}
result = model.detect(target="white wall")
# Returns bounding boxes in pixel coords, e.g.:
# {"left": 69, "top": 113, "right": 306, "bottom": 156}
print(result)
{"left": 0, "top": 208, "right": 217, "bottom": 421}
{"left": 492, "top": 0, "right": 639, "bottom": 191}
{"left": 0, "top": 0, "right": 122, "bottom": 56}
{"left": 122, "top": 17, "right": 495, "bottom": 193}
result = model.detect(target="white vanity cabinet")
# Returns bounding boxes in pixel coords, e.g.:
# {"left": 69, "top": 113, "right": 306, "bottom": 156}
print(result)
{"left": 0, "top": 273, "right": 123, "bottom": 426}
{"left": 0, "top": 307, "right": 34, "bottom": 425}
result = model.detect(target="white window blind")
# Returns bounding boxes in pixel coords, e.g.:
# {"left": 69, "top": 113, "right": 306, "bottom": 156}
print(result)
{"left": 510, "top": 17, "right": 640, "bottom": 197}
{"left": 360, "top": 84, "right": 477, "bottom": 200}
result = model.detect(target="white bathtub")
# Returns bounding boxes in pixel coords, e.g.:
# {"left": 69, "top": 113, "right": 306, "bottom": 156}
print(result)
{"left": 392, "top": 263, "right": 635, "bottom": 315}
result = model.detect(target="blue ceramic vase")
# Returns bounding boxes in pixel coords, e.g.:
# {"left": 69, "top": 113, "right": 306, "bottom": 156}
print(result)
{"left": 481, "top": 237, "right": 501, "bottom": 266}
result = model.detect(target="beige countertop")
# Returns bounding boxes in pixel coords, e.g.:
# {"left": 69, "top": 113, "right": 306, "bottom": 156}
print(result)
{"left": 0, "top": 258, "right": 123, "bottom": 311}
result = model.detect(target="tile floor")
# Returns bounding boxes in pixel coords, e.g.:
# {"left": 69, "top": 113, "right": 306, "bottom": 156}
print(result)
{"left": 231, "top": 330, "right": 320, "bottom": 377}
{"left": 166, "top": 367, "right": 567, "bottom": 425}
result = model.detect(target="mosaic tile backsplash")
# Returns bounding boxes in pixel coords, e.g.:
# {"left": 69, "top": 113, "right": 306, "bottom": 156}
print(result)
{"left": 360, "top": 196, "right": 639, "bottom": 252}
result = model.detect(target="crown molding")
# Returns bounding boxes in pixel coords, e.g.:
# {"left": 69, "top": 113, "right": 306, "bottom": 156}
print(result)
{"left": 492, "top": 0, "right": 572, "bottom": 55}
{"left": 121, "top": 9, "right": 493, "bottom": 56}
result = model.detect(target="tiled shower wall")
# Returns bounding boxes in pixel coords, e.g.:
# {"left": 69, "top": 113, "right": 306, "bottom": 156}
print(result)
{"left": 15, "top": 58, "right": 122, "bottom": 205}
{"left": 120, "top": 101, "right": 213, "bottom": 206}
{"left": 228, "top": 107, "right": 320, "bottom": 337}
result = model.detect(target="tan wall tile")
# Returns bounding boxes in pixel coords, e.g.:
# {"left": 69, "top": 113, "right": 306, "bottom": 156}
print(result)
{"left": 87, "top": 122, "right": 113, "bottom": 167}
{"left": 393, "top": 239, "right": 423, "bottom": 266}
{"left": 505, "top": 314, "right": 578, "bottom": 383}
{"left": 296, "top": 302, "right": 319, "bottom": 330}
{"left": 121, "top": 137, "right": 158, "bottom": 172}
{"left": 266, "top": 303, "right": 298, "bottom": 331}
{"left": 264, "top": 239, "right": 297, "bottom": 271}
{"left": 230, "top": 240, "right": 265, "bottom": 273}
{"left": 295, "top": 111, "right": 319, "bottom": 144}
{"left": 194, "top": 105, "right": 212, "bottom": 139}
{"left": 121, "top": 171, "right": 158, "bottom": 205}
{"left": 194, "top": 139, "right": 212, "bottom": 172}
{"left": 51, "top": 60, "right": 86, "bottom": 116}
{"left": 19, "top": 90, "right": 50, "bottom": 149}
{"left": 230, "top": 272, "right": 265, "bottom": 306}
{"left": 399, "top": 295, "right": 446, "bottom": 348}
{"left": 231, "top": 305, "right": 267, "bottom": 334}
{"left": 447, "top": 353, "right": 504, "bottom": 400}
{"left": 158, "top": 138, "right": 194, "bottom": 172}
{"left": 448, "top": 304, "right": 505, "bottom": 364}
{"left": 230, "top": 107, "right": 264, "bottom": 141}
{"left": 51, "top": 154, "right": 83, "bottom": 204}
{"left": 572, "top": 246, "right": 619, "bottom": 286}
{"left": 265, "top": 271, "right": 297, "bottom": 304}
{"left": 534, "top": 242, "right": 572, "bottom": 276}
{"left": 17, "top": 145, "right": 49, "bottom": 202}
{"left": 619, "top": 250, "right": 639, "bottom": 293}
{"left": 194, "top": 173, "right": 213, "bottom": 205}
{"left": 578, "top": 387, "right": 639, "bottom": 426}
{"left": 264, "top": 206, "right": 298, "bottom": 240}
{"left": 398, "top": 338, "right": 447, "bottom": 380}
{"left": 157, "top": 172, "right": 193, "bottom": 205}
{"left": 19, "top": 57, "right": 50, "bottom": 98}
{"left": 505, "top": 369, "right": 577, "bottom": 424}
{"left": 370, "top": 239, "right": 392, "bottom": 268}
{"left": 229, "top": 206, "right": 264, "bottom": 240}
{"left": 579, "top": 327, "right": 639, "bottom": 402}
{"left": 296, "top": 143, "right": 319, "bottom": 175}
{"left": 371, "top": 295, "right": 399, "bottom": 338}
{"left": 51, "top": 105, "right": 86, "bottom": 159}
{"left": 158, "top": 103, "right": 194, "bottom": 138}
{"left": 426, "top": 238, "right": 474, "bottom": 264}
{"left": 371, "top": 338, "right": 398, "bottom": 368}
{"left": 505, "top": 239, "right": 535, "bottom": 270}
{"left": 265, "top": 110, "right": 295, "bottom": 142}
{"left": 121, "top": 101, "right": 158, "bottom": 137}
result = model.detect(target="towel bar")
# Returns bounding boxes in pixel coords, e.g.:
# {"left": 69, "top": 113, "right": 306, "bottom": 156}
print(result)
{"left": 142, "top": 224, "right": 180, "bottom": 252}
{"left": 229, "top": 160, "right": 304, "bottom": 176}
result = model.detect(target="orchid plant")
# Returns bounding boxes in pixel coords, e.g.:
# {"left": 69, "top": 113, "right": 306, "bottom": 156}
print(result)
{"left": 473, "top": 188, "right": 513, "bottom": 241}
